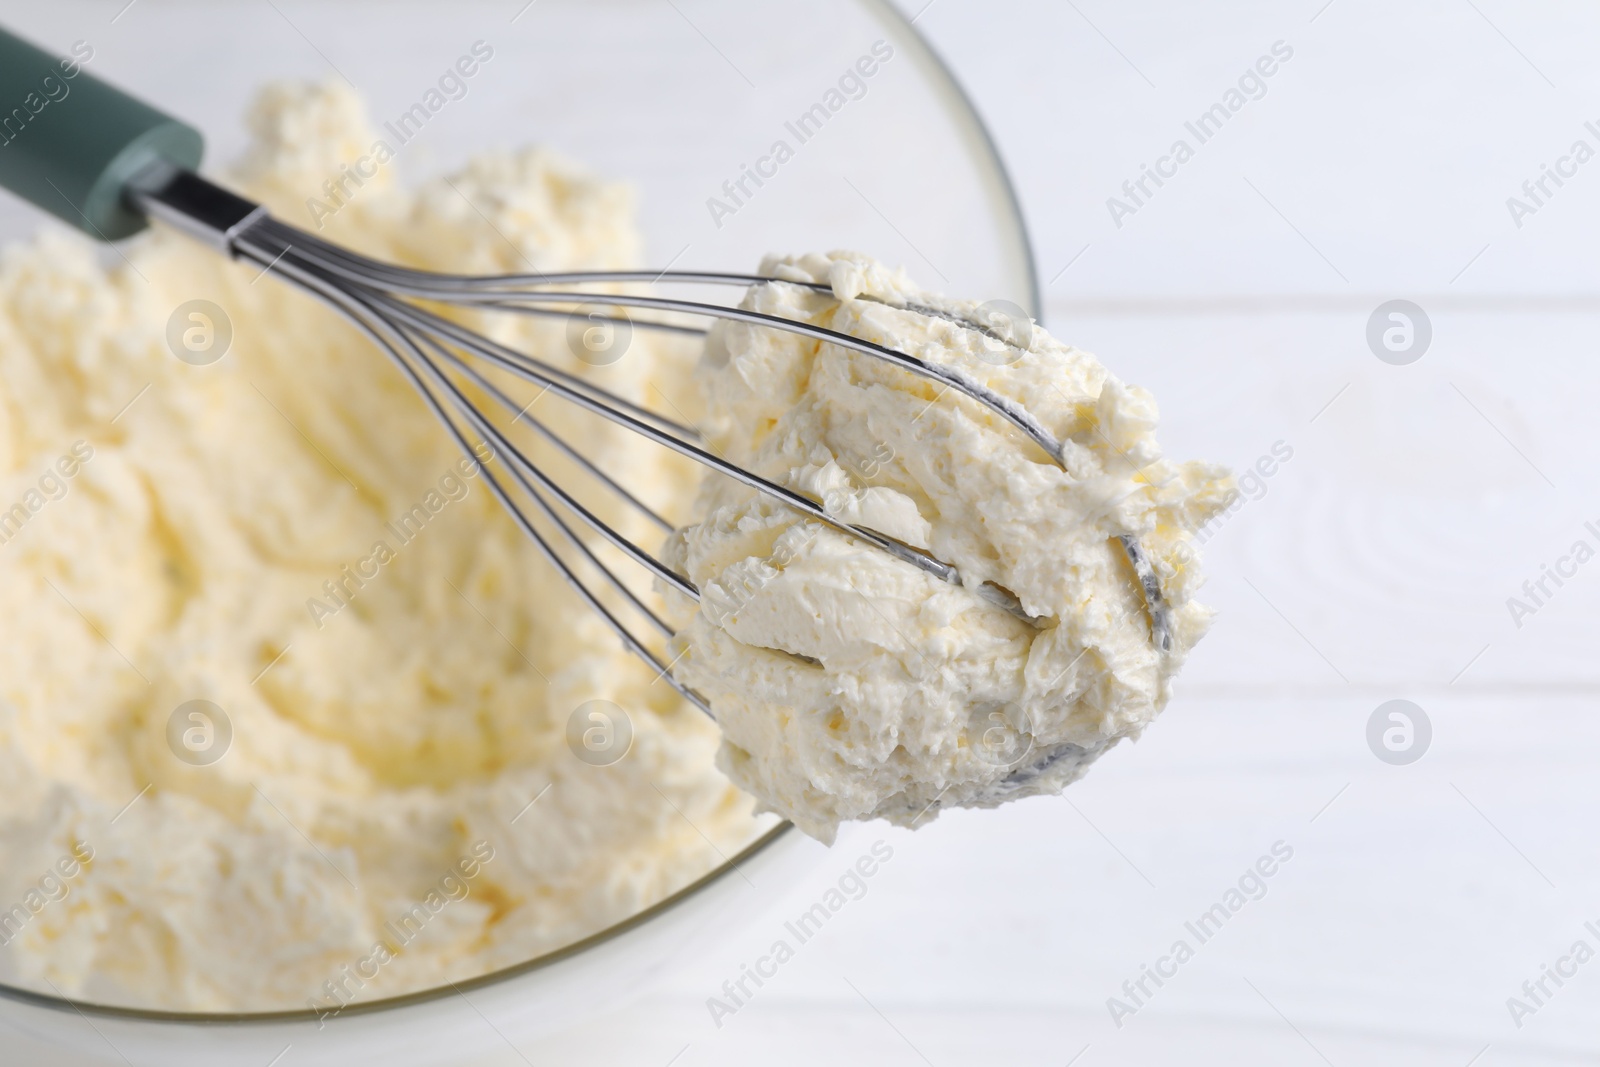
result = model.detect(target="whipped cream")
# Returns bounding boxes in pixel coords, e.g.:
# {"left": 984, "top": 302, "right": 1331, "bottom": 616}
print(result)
{"left": 665, "top": 253, "right": 1231, "bottom": 843}
{"left": 0, "top": 83, "right": 765, "bottom": 1011}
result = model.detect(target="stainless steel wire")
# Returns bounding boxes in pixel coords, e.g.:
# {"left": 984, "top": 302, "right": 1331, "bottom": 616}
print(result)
{"left": 220, "top": 211, "right": 1173, "bottom": 717}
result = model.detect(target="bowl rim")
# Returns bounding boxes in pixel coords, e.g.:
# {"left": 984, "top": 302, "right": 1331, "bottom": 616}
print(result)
{"left": 0, "top": 821, "right": 796, "bottom": 1025}
{"left": 872, "top": 0, "right": 1041, "bottom": 318}
{"left": 0, "top": 0, "right": 1040, "bottom": 1025}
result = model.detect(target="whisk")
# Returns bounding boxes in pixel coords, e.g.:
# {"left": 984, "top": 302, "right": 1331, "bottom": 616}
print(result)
{"left": 0, "top": 28, "right": 1170, "bottom": 726}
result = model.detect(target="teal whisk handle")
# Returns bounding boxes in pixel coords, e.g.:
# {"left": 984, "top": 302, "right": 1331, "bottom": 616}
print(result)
{"left": 0, "top": 27, "right": 202, "bottom": 240}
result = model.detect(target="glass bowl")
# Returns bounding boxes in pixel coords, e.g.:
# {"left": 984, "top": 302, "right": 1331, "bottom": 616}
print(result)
{"left": 0, "top": 0, "right": 1037, "bottom": 1062}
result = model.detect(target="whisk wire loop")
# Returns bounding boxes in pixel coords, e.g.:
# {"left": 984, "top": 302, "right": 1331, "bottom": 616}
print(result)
{"left": 218, "top": 202, "right": 1174, "bottom": 712}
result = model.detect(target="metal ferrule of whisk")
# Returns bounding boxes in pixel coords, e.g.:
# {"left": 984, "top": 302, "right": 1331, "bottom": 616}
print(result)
{"left": 127, "top": 163, "right": 1173, "bottom": 716}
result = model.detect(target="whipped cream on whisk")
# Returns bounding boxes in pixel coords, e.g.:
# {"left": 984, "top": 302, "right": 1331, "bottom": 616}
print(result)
{"left": 665, "top": 253, "right": 1232, "bottom": 843}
